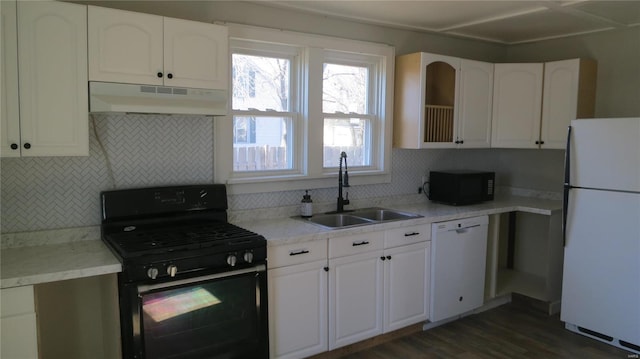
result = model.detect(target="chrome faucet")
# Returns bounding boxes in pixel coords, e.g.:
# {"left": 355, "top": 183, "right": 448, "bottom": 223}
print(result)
{"left": 337, "top": 151, "right": 350, "bottom": 213}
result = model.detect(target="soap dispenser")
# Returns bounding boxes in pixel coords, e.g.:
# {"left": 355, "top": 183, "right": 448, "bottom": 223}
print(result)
{"left": 301, "top": 190, "right": 313, "bottom": 218}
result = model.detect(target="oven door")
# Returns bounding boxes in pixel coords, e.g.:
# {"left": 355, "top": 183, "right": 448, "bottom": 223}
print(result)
{"left": 131, "top": 265, "right": 268, "bottom": 359}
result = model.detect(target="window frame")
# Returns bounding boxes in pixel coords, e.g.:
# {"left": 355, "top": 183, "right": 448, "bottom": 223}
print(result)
{"left": 214, "top": 24, "right": 394, "bottom": 194}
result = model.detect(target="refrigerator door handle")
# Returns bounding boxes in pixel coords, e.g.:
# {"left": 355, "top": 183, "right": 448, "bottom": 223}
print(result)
{"left": 562, "top": 125, "right": 572, "bottom": 246}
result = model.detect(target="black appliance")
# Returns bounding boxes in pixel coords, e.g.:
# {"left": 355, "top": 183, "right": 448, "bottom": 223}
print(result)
{"left": 100, "top": 184, "right": 268, "bottom": 359}
{"left": 428, "top": 170, "right": 495, "bottom": 206}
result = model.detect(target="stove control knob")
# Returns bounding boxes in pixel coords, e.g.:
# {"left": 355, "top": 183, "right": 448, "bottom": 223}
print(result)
{"left": 226, "top": 254, "right": 237, "bottom": 267}
{"left": 147, "top": 267, "right": 159, "bottom": 280}
{"left": 243, "top": 252, "right": 254, "bottom": 264}
{"left": 167, "top": 265, "right": 178, "bottom": 277}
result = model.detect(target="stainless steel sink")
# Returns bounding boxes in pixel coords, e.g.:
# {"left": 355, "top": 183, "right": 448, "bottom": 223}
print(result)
{"left": 350, "top": 207, "right": 422, "bottom": 222}
{"left": 304, "top": 213, "right": 375, "bottom": 228}
{"left": 299, "top": 207, "right": 422, "bottom": 229}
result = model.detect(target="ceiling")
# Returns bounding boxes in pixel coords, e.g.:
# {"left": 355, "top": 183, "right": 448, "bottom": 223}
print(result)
{"left": 259, "top": 1, "right": 640, "bottom": 44}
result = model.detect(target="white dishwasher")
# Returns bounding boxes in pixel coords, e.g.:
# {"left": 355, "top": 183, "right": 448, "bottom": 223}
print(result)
{"left": 430, "top": 215, "right": 488, "bottom": 322}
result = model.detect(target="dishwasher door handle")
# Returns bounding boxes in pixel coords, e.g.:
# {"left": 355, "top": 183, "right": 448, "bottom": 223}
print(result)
{"left": 453, "top": 224, "right": 481, "bottom": 234}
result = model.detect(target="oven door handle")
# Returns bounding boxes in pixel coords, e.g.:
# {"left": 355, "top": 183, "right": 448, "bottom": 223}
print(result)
{"left": 137, "top": 264, "right": 266, "bottom": 294}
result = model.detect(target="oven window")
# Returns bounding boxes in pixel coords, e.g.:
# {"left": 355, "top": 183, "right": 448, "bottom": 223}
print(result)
{"left": 140, "top": 272, "right": 265, "bottom": 359}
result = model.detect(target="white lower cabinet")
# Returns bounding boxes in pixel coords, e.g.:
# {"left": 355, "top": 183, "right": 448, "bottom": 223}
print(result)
{"left": 329, "top": 249, "right": 384, "bottom": 349}
{"left": 383, "top": 241, "right": 430, "bottom": 333}
{"left": 1, "top": 286, "right": 39, "bottom": 359}
{"left": 267, "top": 240, "right": 328, "bottom": 359}
{"left": 269, "top": 224, "right": 431, "bottom": 357}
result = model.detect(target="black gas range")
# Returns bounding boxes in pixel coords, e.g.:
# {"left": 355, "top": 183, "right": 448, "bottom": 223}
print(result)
{"left": 101, "top": 184, "right": 268, "bottom": 359}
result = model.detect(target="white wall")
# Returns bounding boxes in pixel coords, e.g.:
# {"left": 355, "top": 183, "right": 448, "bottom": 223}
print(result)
{"left": 506, "top": 27, "right": 640, "bottom": 118}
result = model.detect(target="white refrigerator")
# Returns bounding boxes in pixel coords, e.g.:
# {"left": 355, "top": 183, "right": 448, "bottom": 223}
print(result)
{"left": 561, "top": 117, "right": 640, "bottom": 354}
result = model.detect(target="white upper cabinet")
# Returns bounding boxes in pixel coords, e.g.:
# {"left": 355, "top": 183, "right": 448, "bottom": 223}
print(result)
{"left": 491, "top": 63, "right": 544, "bottom": 149}
{"left": 88, "top": 6, "right": 228, "bottom": 90}
{"left": 1, "top": 0, "right": 20, "bottom": 157}
{"left": 393, "top": 52, "right": 493, "bottom": 149}
{"left": 163, "top": 17, "right": 228, "bottom": 89}
{"left": 491, "top": 60, "right": 596, "bottom": 149}
{"left": 540, "top": 59, "right": 597, "bottom": 149}
{"left": 458, "top": 59, "right": 493, "bottom": 148}
{"left": 4, "top": 0, "right": 89, "bottom": 157}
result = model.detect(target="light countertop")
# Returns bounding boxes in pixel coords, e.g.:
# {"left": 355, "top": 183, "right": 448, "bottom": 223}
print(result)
{"left": 0, "top": 195, "right": 562, "bottom": 289}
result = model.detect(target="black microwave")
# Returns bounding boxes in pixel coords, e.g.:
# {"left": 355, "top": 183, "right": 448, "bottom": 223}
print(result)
{"left": 428, "top": 170, "right": 495, "bottom": 206}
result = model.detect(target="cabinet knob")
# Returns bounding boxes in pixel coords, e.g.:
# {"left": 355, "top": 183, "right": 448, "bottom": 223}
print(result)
{"left": 540, "top": 140, "right": 545, "bottom": 145}
{"left": 157, "top": 72, "right": 163, "bottom": 78}
{"left": 460, "top": 140, "right": 464, "bottom": 144}
{"left": 324, "top": 267, "right": 329, "bottom": 272}
{"left": 380, "top": 256, "right": 386, "bottom": 261}
{"left": 23, "top": 143, "right": 31, "bottom": 149}
{"left": 167, "top": 73, "right": 173, "bottom": 79}
{"left": 10, "top": 143, "right": 18, "bottom": 150}
{"left": 386, "top": 255, "right": 392, "bottom": 260}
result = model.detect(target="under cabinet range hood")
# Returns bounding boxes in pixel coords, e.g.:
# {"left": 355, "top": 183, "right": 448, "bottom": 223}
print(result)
{"left": 89, "top": 81, "right": 228, "bottom": 116}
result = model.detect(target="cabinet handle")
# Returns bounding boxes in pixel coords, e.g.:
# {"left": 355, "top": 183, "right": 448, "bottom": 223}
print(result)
{"left": 157, "top": 72, "right": 163, "bottom": 78}
{"left": 10, "top": 143, "right": 18, "bottom": 150}
{"left": 404, "top": 232, "right": 420, "bottom": 237}
{"left": 167, "top": 73, "right": 173, "bottom": 79}
{"left": 540, "top": 140, "right": 545, "bottom": 145}
{"left": 289, "top": 249, "right": 309, "bottom": 256}
{"left": 23, "top": 143, "right": 31, "bottom": 149}
{"left": 352, "top": 241, "right": 369, "bottom": 246}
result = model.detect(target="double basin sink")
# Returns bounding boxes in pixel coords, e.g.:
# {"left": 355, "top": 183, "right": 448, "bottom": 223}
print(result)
{"left": 299, "top": 207, "right": 423, "bottom": 229}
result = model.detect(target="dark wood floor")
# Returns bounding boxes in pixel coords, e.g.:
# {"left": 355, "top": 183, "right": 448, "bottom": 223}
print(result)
{"left": 339, "top": 303, "right": 632, "bottom": 359}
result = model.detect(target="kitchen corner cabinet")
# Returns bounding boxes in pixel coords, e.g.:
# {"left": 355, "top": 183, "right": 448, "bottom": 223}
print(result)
{"left": 1, "top": 286, "right": 39, "bottom": 359}
{"left": 88, "top": 6, "right": 228, "bottom": 90}
{"left": 1, "top": 0, "right": 88, "bottom": 157}
{"left": 491, "top": 63, "right": 544, "bottom": 149}
{"left": 268, "top": 240, "right": 328, "bottom": 359}
{"left": 491, "top": 59, "right": 596, "bottom": 149}
{"left": 394, "top": 52, "right": 493, "bottom": 149}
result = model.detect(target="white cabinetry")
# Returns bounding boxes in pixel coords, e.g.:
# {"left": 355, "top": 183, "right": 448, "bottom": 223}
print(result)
{"left": 88, "top": 6, "right": 228, "bottom": 90}
{"left": 0, "top": 0, "right": 19, "bottom": 158}
{"left": 540, "top": 59, "right": 597, "bottom": 149}
{"left": 394, "top": 52, "right": 493, "bottom": 149}
{"left": 491, "top": 63, "right": 544, "bottom": 149}
{"left": 431, "top": 216, "right": 488, "bottom": 322}
{"left": 1, "top": 286, "right": 39, "bottom": 359}
{"left": 329, "top": 225, "right": 430, "bottom": 349}
{"left": 329, "top": 232, "right": 384, "bottom": 350}
{"left": 267, "top": 240, "right": 328, "bottom": 359}
{"left": 1, "top": 0, "right": 88, "bottom": 157}
{"left": 491, "top": 60, "right": 596, "bottom": 149}
{"left": 383, "top": 234, "right": 430, "bottom": 332}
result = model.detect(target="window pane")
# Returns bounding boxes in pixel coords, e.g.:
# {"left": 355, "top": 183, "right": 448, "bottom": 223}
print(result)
{"left": 323, "top": 63, "right": 368, "bottom": 114}
{"left": 323, "top": 118, "right": 370, "bottom": 167}
{"left": 233, "top": 116, "right": 292, "bottom": 171}
{"left": 232, "top": 54, "right": 290, "bottom": 111}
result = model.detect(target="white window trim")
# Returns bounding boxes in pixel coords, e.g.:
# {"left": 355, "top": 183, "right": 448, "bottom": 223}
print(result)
{"left": 214, "top": 23, "right": 394, "bottom": 195}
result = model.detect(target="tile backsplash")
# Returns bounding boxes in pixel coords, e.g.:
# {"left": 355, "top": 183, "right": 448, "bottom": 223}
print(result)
{"left": 0, "top": 113, "right": 564, "bottom": 234}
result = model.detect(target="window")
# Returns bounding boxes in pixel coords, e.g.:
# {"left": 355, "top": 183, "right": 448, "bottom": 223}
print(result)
{"left": 216, "top": 25, "right": 394, "bottom": 193}
{"left": 231, "top": 50, "right": 297, "bottom": 172}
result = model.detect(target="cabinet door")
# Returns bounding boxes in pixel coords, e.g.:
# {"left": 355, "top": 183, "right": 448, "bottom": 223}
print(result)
{"left": 1, "top": 0, "right": 20, "bottom": 157}
{"left": 329, "top": 250, "right": 383, "bottom": 350}
{"left": 88, "top": 6, "right": 163, "bottom": 85}
{"left": 163, "top": 18, "right": 228, "bottom": 90}
{"left": 18, "top": 1, "right": 88, "bottom": 156}
{"left": 268, "top": 260, "right": 328, "bottom": 359}
{"left": 458, "top": 59, "right": 493, "bottom": 148}
{"left": 1, "top": 286, "right": 39, "bottom": 359}
{"left": 383, "top": 242, "right": 430, "bottom": 333}
{"left": 540, "top": 59, "right": 580, "bottom": 149}
{"left": 422, "top": 53, "right": 460, "bottom": 148}
{"left": 491, "top": 63, "right": 543, "bottom": 149}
